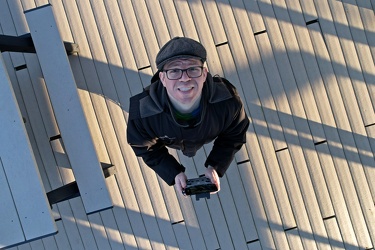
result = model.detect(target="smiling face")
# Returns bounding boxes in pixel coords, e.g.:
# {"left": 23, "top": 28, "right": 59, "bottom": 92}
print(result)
{"left": 159, "top": 58, "right": 207, "bottom": 111}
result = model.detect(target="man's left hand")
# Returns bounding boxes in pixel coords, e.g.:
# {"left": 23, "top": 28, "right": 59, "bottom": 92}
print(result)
{"left": 205, "top": 166, "right": 220, "bottom": 193}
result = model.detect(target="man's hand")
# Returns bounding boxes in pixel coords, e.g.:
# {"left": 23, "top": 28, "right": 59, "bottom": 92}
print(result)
{"left": 174, "top": 172, "right": 187, "bottom": 194}
{"left": 205, "top": 166, "right": 220, "bottom": 193}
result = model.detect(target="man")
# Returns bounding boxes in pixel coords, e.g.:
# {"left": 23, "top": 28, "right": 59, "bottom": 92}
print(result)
{"left": 127, "top": 37, "right": 249, "bottom": 195}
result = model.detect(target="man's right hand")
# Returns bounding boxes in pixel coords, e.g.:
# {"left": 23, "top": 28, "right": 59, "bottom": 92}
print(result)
{"left": 174, "top": 172, "right": 187, "bottom": 194}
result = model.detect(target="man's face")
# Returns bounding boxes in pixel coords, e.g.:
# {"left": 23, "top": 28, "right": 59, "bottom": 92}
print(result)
{"left": 159, "top": 58, "right": 207, "bottom": 106}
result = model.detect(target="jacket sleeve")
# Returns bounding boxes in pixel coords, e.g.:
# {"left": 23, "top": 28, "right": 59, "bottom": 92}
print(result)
{"left": 127, "top": 117, "right": 185, "bottom": 186}
{"left": 205, "top": 96, "right": 249, "bottom": 177}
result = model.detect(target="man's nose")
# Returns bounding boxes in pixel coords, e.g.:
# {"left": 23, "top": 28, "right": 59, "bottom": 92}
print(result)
{"left": 180, "top": 70, "right": 191, "bottom": 81}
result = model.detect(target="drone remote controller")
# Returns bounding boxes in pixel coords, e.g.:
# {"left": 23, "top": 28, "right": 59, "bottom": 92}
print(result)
{"left": 182, "top": 176, "right": 218, "bottom": 200}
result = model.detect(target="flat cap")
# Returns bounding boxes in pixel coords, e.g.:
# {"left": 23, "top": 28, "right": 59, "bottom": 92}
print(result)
{"left": 156, "top": 37, "right": 207, "bottom": 70}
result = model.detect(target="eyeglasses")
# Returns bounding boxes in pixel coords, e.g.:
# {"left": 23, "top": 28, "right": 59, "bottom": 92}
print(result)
{"left": 163, "top": 66, "right": 203, "bottom": 80}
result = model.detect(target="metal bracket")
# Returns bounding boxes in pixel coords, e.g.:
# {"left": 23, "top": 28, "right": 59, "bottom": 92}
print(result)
{"left": 46, "top": 163, "right": 115, "bottom": 206}
{"left": 0, "top": 34, "right": 79, "bottom": 55}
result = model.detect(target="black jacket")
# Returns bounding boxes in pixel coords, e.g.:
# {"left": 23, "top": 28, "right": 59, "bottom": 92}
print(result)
{"left": 127, "top": 73, "right": 249, "bottom": 185}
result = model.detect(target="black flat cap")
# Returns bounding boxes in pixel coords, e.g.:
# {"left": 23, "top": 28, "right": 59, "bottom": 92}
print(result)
{"left": 156, "top": 37, "right": 207, "bottom": 70}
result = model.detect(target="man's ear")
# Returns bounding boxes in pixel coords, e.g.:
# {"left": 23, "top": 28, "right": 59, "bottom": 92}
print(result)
{"left": 159, "top": 71, "right": 167, "bottom": 87}
{"left": 202, "top": 67, "right": 208, "bottom": 79}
